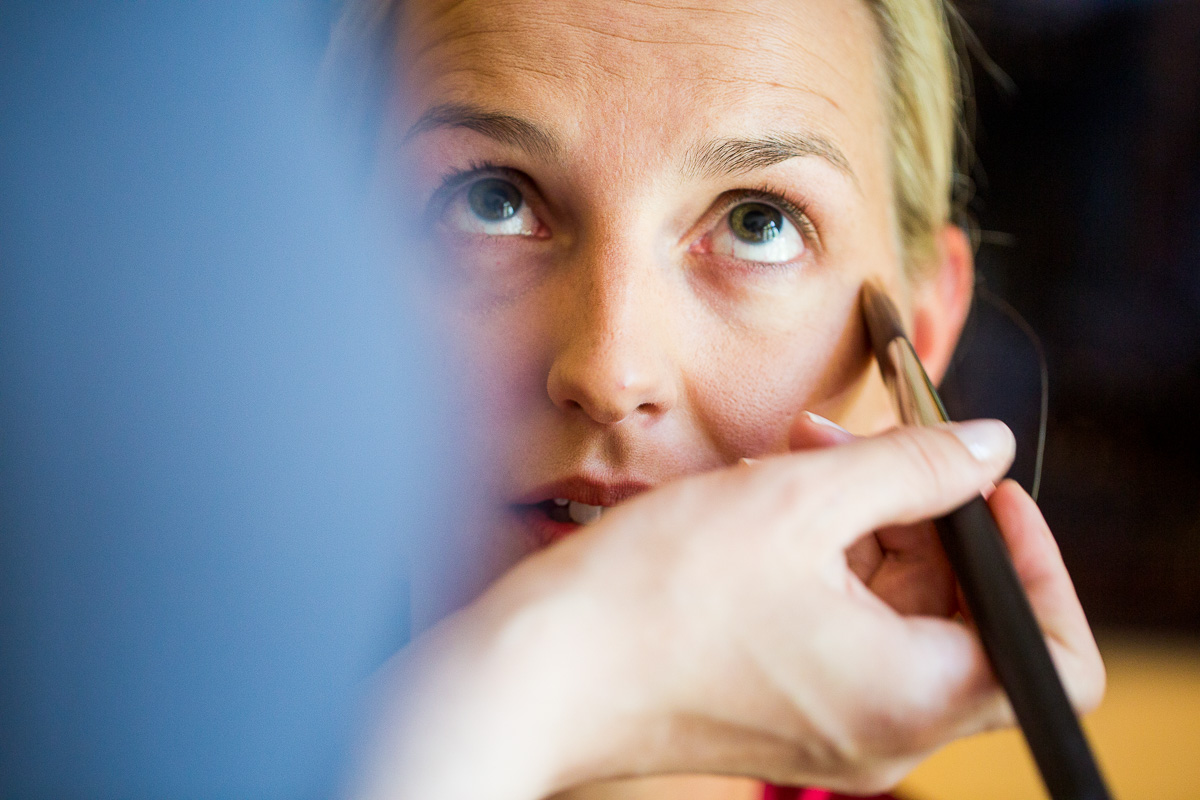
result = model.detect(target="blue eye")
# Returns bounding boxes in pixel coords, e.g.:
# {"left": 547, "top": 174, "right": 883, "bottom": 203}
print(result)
{"left": 711, "top": 201, "right": 805, "bottom": 264}
{"left": 445, "top": 177, "right": 540, "bottom": 236}
{"left": 468, "top": 178, "right": 522, "bottom": 222}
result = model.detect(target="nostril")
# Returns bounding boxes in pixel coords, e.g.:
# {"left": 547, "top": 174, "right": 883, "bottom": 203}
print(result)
{"left": 547, "top": 352, "right": 675, "bottom": 424}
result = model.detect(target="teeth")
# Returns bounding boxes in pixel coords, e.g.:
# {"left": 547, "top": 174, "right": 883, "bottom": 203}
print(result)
{"left": 553, "top": 497, "right": 569, "bottom": 506}
{"left": 568, "top": 500, "right": 604, "bottom": 525}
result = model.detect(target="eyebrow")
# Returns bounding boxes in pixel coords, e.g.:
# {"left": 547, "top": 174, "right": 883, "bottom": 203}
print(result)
{"left": 403, "top": 102, "right": 561, "bottom": 161}
{"left": 404, "top": 102, "right": 854, "bottom": 183}
{"left": 684, "top": 133, "right": 855, "bottom": 183}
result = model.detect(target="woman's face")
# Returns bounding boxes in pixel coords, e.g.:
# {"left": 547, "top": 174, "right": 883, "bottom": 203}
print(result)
{"left": 394, "top": 0, "right": 953, "bottom": 561}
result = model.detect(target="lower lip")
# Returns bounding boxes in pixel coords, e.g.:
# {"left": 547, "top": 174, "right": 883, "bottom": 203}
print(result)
{"left": 516, "top": 506, "right": 582, "bottom": 548}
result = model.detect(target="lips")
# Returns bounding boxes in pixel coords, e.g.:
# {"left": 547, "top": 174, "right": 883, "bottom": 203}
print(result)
{"left": 515, "top": 478, "right": 654, "bottom": 508}
{"left": 512, "top": 477, "right": 653, "bottom": 547}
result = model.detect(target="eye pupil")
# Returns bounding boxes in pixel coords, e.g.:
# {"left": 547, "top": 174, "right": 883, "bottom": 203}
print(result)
{"left": 730, "top": 202, "right": 782, "bottom": 244}
{"left": 468, "top": 178, "right": 522, "bottom": 221}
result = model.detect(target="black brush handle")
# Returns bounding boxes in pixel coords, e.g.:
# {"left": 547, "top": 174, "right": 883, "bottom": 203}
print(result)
{"left": 935, "top": 497, "right": 1112, "bottom": 800}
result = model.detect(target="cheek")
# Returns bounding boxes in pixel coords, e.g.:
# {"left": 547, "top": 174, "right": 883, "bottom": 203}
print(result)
{"left": 451, "top": 306, "right": 550, "bottom": 423}
{"left": 687, "top": 281, "right": 868, "bottom": 456}
{"left": 435, "top": 236, "right": 558, "bottom": 308}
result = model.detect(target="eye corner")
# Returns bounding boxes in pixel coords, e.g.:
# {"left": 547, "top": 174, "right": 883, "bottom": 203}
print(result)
{"left": 688, "top": 234, "right": 713, "bottom": 255}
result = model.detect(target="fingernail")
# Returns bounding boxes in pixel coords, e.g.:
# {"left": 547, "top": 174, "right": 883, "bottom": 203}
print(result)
{"left": 804, "top": 411, "right": 849, "bottom": 434}
{"left": 949, "top": 419, "right": 1014, "bottom": 463}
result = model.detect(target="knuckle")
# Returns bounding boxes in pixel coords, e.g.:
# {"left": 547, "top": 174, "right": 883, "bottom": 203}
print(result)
{"left": 1076, "top": 651, "right": 1108, "bottom": 714}
{"left": 837, "top": 758, "right": 914, "bottom": 797}
{"left": 842, "top": 694, "right": 922, "bottom": 760}
{"left": 978, "top": 695, "right": 1016, "bottom": 733}
{"left": 845, "top": 654, "right": 964, "bottom": 756}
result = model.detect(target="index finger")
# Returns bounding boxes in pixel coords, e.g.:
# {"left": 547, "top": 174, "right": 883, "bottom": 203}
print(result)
{"left": 796, "top": 420, "right": 1015, "bottom": 554}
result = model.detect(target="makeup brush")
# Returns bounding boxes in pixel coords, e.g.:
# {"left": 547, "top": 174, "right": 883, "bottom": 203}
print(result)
{"left": 860, "top": 281, "right": 1112, "bottom": 800}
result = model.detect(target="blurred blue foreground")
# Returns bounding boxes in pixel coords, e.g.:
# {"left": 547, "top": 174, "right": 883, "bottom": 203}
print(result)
{"left": 1, "top": 4, "right": 440, "bottom": 797}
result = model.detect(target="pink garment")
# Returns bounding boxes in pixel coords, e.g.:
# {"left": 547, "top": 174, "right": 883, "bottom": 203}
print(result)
{"left": 761, "top": 787, "right": 829, "bottom": 800}
{"left": 762, "top": 784, "right": 900, "bottom": 800}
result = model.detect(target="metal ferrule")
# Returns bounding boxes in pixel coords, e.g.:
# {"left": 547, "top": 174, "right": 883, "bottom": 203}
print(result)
{"left": 882, "top": 337, "right": 951, "bottom": 427}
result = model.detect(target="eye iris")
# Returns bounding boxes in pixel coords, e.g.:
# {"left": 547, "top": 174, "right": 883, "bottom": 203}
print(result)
{"left": 468, "top": 178, "right": 522, "bottom": 222}
{"left": 730, "top": 202, "right": 782, "bottom": 244}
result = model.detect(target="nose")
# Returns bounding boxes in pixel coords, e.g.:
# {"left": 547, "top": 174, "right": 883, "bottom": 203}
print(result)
{"left": 546, "top": 250, "right": 678, "bottom": 426}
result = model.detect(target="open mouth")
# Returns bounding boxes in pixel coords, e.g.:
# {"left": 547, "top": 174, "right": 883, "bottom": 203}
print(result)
{"left": 514, "top": 496, "right": 621, "bottom": 549}
{"left": 514, "top": 480, "right": 651, "bottom": 548}
{"left": 532, "top": 497, "right": 606, "bottom": 525}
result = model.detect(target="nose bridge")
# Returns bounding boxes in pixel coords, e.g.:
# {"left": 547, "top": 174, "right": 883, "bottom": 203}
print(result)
{"left": 546, "top": 234, "right": 678, "bottom": 425}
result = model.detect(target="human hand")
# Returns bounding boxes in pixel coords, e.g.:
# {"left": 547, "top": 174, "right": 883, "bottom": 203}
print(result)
{"left": 786, "top": 411, "right": 958, "bottom": 618}
{"left": 786, "top": 411, "right": 1104, "bottom": 721}
{"left": 354, "top": 421, "right": 1104, "bottom": 800}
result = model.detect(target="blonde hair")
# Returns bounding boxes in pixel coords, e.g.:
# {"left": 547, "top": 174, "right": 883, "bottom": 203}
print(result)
{"left": 866, "top": 0, "right": 970, "bottom": 273}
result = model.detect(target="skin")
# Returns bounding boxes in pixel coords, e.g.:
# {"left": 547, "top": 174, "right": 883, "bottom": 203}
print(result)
{"left": 356, "top": 428, "right": 1103, "bottom": 799}
{"left": 356, "top": 1, "right": 1105, "bottom": 798}
{"left": 392, "top": 0, "right": 972, "bottom": 576}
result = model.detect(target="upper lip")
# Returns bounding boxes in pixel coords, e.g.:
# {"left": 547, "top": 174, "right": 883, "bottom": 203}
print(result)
{"left": 514, "top": 476, "right": 655, "bottom": 508}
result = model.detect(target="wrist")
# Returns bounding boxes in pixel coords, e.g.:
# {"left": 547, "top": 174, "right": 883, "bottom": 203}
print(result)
{"left": 358, "top": 555, "right": 639, "bottom": 799}
{"left": 472, "top": 556, "right": 650, "bottom": 794}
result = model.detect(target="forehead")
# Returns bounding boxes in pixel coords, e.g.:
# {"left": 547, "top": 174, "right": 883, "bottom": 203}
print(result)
{"left": 397, "top": 0, "right": 888, "bottom": 178}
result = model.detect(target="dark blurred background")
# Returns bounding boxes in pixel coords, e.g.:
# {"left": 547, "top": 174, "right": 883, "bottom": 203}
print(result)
{"left": 948, "top": 0, "right": 1200, "bottom": 633}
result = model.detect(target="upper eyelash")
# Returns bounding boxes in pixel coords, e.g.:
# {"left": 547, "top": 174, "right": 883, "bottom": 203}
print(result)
{"left": 718, "top": 186, "right": 821, "bottom": 250}
{"left": 436, "top": 159, "right": 510, "bottom": 191}
{"left": 425, "top": 160, "right": 526, "bottom": 223}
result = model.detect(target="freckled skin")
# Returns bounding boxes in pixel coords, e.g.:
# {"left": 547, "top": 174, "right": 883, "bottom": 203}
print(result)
{"left": 392, "top": 2, "right": 927, "bottom": 794}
